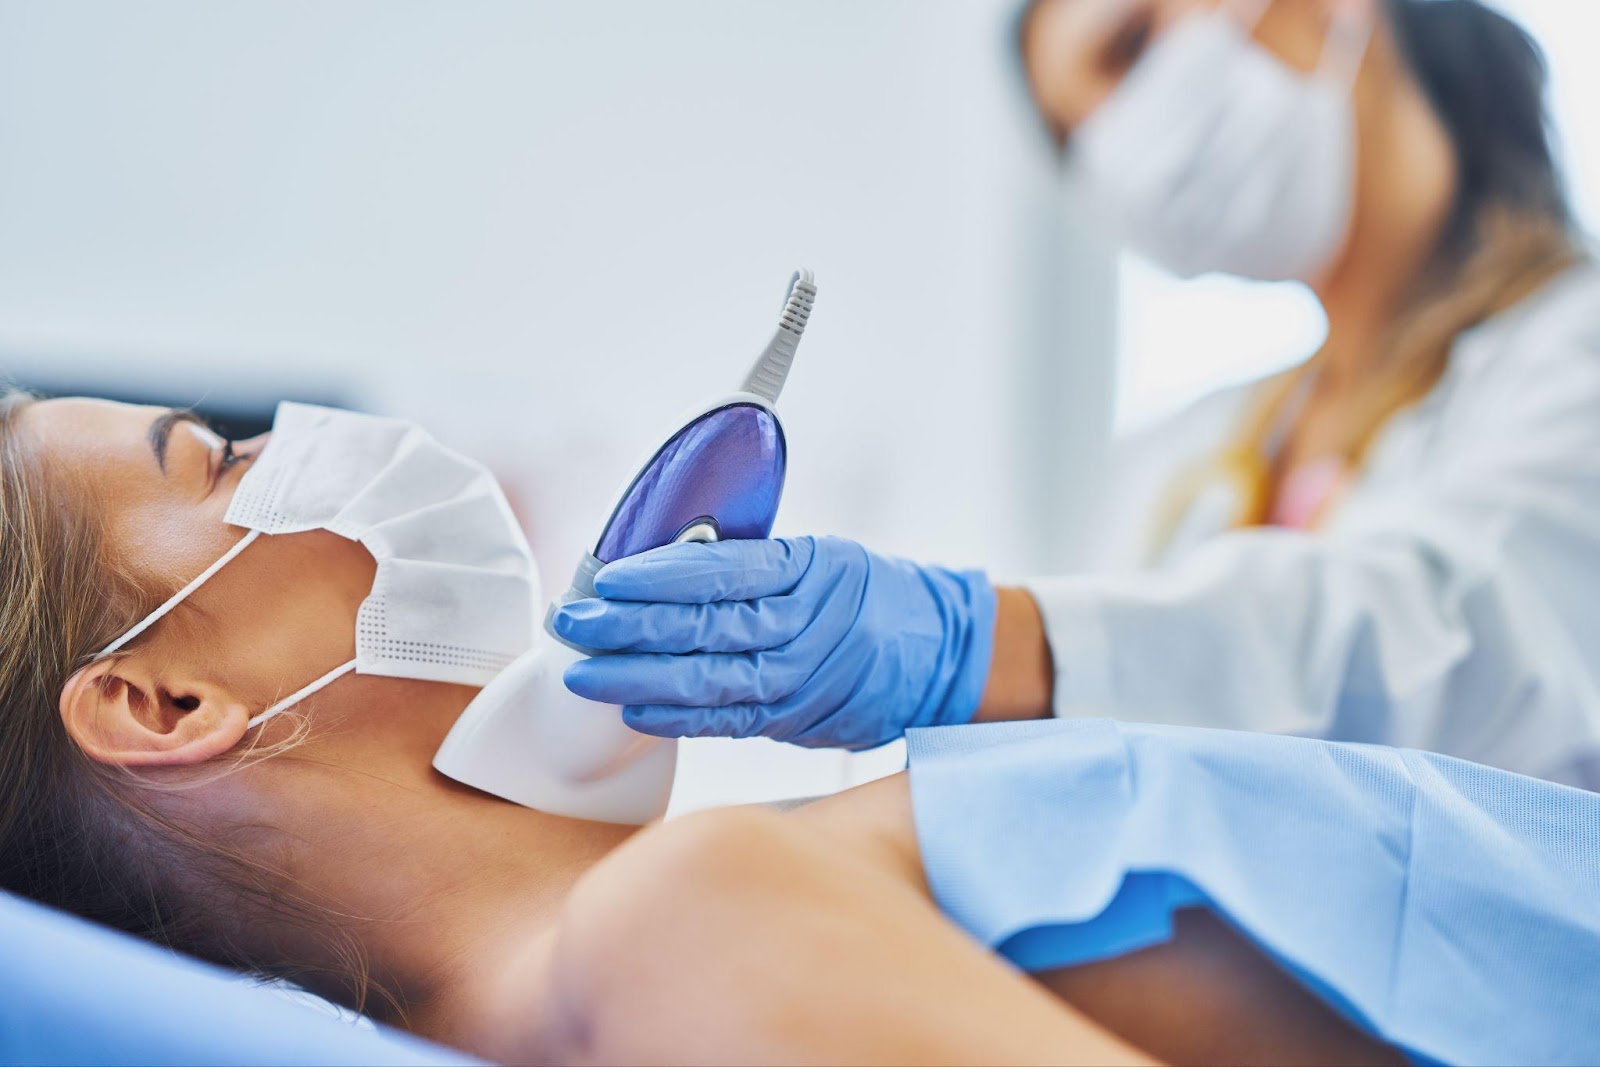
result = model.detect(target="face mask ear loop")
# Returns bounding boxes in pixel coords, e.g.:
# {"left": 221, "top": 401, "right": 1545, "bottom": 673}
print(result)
{"left": 246, "top": 659, "right": 358, "bottom": 731}
{"left": 1318, "top": 1, "right": 1375, "bottom": 88}
{"left": 1224, "top": 0, "right": 1275, "bottom": 34}
{"left": 95, "top": 529, "right": 263, "bottom": 659}
{"left": 1222, "top": 0, "right": 1371, "bottom": 84}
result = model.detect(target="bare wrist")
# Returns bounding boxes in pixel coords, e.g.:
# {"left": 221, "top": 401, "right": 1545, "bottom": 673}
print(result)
{"left": 974, "top": 586, "right": 1055, "bottom": 722}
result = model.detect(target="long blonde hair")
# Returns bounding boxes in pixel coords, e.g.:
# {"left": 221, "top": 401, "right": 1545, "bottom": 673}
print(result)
{"left": 1233, "top": 212, "right": 1577, "bottom": 477}
{"left": 0, "top": 391, "right": 394, "bottom": 1016}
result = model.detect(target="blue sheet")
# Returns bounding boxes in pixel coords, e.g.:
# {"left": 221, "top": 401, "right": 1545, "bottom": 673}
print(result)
{"left": 0, "top": 890, "right": 473, "bottom": 1066}
{"left": 906, "top": 719, "right": 1600, "bottom": 1066}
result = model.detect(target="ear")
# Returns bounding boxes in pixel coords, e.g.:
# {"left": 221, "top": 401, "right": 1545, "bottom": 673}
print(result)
{"left": 60, "top": 655, "right": 251, "bottom": 767}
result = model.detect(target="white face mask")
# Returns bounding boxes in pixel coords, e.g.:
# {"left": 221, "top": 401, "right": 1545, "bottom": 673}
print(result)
{"left": 97, "top": 402, "right": 540, "bottom": 730}
{"left": 1071, "top": 0, "right": 1373, "bottom": 282}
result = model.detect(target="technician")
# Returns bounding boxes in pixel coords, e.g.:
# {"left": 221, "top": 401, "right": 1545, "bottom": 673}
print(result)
{"left": 556, "top": 0, "right": 1600, "bottom": 789}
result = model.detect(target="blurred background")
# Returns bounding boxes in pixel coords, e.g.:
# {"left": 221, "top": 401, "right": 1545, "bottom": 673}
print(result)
{"left": 0, "top": 0, "right": 1591, "bottom": 810}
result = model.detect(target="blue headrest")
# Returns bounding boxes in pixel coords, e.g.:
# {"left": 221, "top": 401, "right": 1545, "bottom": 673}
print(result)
{"left": 0, "top": 890, "right": 474, "bottom": 1066}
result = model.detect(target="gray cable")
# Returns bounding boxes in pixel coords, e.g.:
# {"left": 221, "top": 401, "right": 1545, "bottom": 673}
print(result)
{"left": 742, "top": 268, "right": 816, "bottom": 405}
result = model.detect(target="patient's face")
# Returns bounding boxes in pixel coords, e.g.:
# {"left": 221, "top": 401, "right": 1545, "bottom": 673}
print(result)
{"left": 25, "top": 398, "right": 377, "bottom": 707}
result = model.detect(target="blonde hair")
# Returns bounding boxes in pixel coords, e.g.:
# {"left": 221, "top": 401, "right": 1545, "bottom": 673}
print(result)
{"left": 0, "top": 390, "right": 394, "bottom": 1017}
{"left": 1238, "top": 211, "right": 1578, "bottom": 478}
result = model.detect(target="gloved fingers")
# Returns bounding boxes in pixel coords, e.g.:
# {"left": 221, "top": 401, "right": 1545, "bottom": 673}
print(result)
{"left": 621, "top": 697, "right": 875, "bottom": 750}
{"left": 620, "top": 702, "right": 794, "bottom": 742}
{"left": 563, "top": 647, "right": 809, "bottom": 707}
{"left": 551, "top": 594, "right": 807, "bottom": 653}
{"left": 592, "top": 537, "right": 817, "bottom": 604}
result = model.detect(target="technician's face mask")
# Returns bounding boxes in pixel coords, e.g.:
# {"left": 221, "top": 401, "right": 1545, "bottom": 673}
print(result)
{"left": 1070, "top": 0, "right": 1374, "bottom": 282}
{"left": 96, "top": 402, "right": 539, "bottom": 730}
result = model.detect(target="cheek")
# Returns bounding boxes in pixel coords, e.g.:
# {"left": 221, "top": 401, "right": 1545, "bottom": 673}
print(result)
{"left": 229, "top": 532, "right": 376, "bottom": 640}
{"left": 188, "top": 531, "right": 378, "bottom": 689}
{"left": 83, "top": 454, "right": 238, "bottom": 590}
{"left": 115, "top": 493, "right": 239, "bottom": 587}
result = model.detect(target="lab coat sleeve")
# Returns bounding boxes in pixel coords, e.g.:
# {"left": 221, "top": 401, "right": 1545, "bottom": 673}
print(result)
{"left": 1024, "top": 305, "right": 1600, "bottom": 784}
{"left": 905, "top": 718, "right": 1600, "bottom": 1066}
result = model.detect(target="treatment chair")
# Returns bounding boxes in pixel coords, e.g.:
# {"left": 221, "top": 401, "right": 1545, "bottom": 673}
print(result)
{"left": 0, "top": 890, "right": 471, "bottom": 1066}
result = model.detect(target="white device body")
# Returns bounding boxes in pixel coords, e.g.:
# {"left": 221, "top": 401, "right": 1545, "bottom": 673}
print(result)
{"left": 433, "top": 639, "right": 677, "bottom": 824}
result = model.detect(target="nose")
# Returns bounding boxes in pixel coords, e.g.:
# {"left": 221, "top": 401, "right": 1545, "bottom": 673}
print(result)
{"left": 239, "top": 430, "right": 271, "bottom": 456}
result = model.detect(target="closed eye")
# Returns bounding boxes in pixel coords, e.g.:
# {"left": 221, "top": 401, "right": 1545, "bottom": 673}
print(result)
{"left": 208, "top": 436, "right": 262, "bottom": 496}
{"left": 147, "top": 409, "right": 208, "bottom": 475}
{"left": 209, "top": 440, "right": 237, "bottom": 491}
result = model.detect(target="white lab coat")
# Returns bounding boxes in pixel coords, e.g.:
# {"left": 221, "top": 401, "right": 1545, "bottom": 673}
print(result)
{"left": 1025, "top": 262, "right": 1600, "bottom": 789}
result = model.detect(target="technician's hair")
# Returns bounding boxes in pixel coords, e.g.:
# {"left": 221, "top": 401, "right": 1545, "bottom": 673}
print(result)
{"left": 0, "top": 390, "right": 394, "bottom": 1017}
{"left": 1391, "top": 0, "right": 1572, "bottom": 253}
{"left": 1016, "top": 0, "right": 1584, "bottom": 533}
{"left": 1242, "top": 0, "right": 1583, "bottom": 477}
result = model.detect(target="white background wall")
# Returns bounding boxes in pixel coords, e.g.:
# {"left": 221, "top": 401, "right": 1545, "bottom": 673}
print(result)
{"left": 0, "top": 0, "right": 1114, "bottom": 808}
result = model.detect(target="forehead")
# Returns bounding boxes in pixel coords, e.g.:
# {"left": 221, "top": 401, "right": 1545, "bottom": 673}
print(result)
{"left": 17, "top": 397, "right": 160, "bottom": 504}
{"left": 19, "top": 397, "right": 186, "bottom": 496}
{"left": 22, "top": 396, "right": 164, "bottom": 454}
{"left": 19, "top": 397, "right": 241, "bottom": 583}
{"left": 1023, "top": 1, "right": 1205, "bottom": 88}
{"left": 1024, "top": 0, "right": 1166, "bottom": 133}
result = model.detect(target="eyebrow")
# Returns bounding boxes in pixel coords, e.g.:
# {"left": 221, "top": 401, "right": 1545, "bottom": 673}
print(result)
{"left": 147, "top": 409, "right": 206, "bottom": 474}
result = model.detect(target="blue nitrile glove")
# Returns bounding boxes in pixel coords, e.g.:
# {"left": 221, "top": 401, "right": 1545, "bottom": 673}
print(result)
{"left": 554, "top": 536, "right": 998, "bottom": 750}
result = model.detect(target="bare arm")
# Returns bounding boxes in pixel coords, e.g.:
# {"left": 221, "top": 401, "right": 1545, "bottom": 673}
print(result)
{"left": 975, "top": 587, "right": 1056, "bottom": 722}
{"left": 1034, "top": 909, "right": 1403, "bottom": 1066}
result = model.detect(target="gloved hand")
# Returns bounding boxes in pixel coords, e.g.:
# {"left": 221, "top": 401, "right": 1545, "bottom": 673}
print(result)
{"left": 553, "top": 536, "right": 997, "bottom": 750}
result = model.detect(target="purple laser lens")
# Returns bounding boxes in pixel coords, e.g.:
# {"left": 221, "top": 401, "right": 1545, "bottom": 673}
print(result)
{"left": 593, "top": 403, "right": 787, "bottom": 564}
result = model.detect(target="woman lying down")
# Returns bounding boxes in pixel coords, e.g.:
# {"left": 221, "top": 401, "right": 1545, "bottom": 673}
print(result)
{"left": 3, "top": 393, "right": 1597, "bottom": 1065}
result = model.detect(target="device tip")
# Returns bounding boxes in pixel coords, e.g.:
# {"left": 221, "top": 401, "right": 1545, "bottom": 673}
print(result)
{"left": 743, "top": 269, "right": 816, "bottom": 405}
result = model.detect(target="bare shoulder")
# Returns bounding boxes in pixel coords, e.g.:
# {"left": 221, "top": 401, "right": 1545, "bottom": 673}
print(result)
{"left": 538, "top": 775, "right": 1131, "bottom": 1065}
{"left": 542, "top": 795, "right": 934, "bottom": 1064}
{"left": 568, "top": 771, "right": 919, "bottom": 941}
{"left": 557, "top": 776, "right": 922, "bottom": 986}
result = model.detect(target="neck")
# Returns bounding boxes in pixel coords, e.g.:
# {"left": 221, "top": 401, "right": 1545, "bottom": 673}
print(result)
{"left": 1310, "top": 58, "right": 1457, "bottom": 393}
{"left": 206, "top": 676, "right": 639, "bottom": 1060}
{"left": 383, "top": 783, "right": 636, "bottom": 1056}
